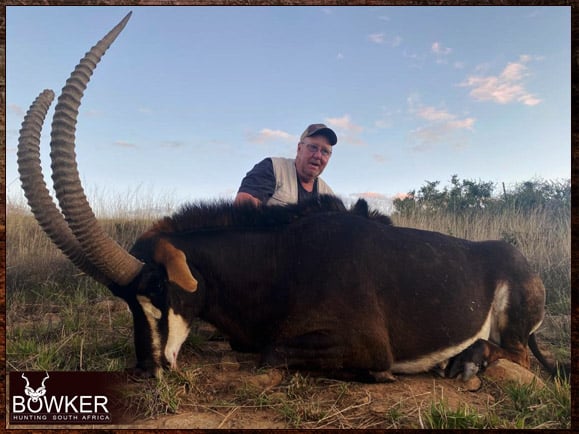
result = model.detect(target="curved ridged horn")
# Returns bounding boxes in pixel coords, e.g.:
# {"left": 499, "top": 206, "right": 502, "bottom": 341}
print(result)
{"left": 50, "top": 12, "right": 143, "bottom": 287}
{"left": 41, "top": 372, "right": 50, "bottom": 388}
{"left": 17, "top": 89, "right": 111, "bottom": 286}
{"left": 21, "top": 373, "right": 30, "bottom": 390}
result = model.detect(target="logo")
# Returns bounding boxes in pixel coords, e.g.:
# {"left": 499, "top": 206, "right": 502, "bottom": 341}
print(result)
{"left": 9, "top": 372, "right": 125, "bottom": 425}
{"left": 22, "top": 372, "right": 50, "bottom": 402}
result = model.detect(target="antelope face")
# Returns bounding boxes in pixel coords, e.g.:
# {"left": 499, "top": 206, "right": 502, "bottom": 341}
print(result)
{"left": 117, "top": 265, "right": 199, "bottom": 378}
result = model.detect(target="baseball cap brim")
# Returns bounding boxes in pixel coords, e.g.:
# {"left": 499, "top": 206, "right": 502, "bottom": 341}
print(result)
{"left": 301, "top": 124, "right": 338, "bottom": 146}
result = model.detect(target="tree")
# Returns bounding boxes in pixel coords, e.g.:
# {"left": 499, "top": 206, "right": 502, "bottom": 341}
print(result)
{"left": 393, "top": 175, "right": 495, "bottom": 214}
{"left": 392, "top": 176, "right": 570, "bottom": 215}
{"left": 504, "top": 179, "right": 570, "bottom": 211}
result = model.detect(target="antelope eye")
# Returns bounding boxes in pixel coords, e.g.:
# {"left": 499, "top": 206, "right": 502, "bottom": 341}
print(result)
{"left": 151, "top": 279, "right": 166, "bottom": 296}
{"left": 136, "top": 265, "right": 167, "bottom": 297}
{"left": 141, "top": 276, "right": 166, "bottom": 301}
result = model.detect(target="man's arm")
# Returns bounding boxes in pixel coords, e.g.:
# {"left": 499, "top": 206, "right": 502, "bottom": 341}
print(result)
{"left": 234, "top": 191, "right": 261, "bottom": 206}
{"left": 235, "top": 158, "right": 276, "bottom": 206}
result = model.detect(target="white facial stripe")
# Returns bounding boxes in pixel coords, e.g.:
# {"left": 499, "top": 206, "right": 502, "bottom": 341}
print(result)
{"left": 137, "top": 295, "right": 162, "bottom": 319}
{"left": 137, "top": 295, "right": 162, "bottom": 364}
{"left": 391, "top": 309, "right": 493, "bottom": 374}
{"left": 164, "top": 308, "right": 191, "bottom": 370}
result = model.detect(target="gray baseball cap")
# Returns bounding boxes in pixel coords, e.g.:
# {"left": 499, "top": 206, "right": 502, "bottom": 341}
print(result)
{"left": 300, "top": 123, "right": 338, "bottom": 146}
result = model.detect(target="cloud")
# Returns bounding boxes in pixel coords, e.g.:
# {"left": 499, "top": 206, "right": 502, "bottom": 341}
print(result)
{"left": 343, "top": 135, "right": 367, "bottom": 146}
{"left": 459, "top": 55, "right": 542, "bottom": 106}
{"left": 83, "top": 109, "right": 103, "bottom": 118}
{"left": 408, "top": 97, "right": 475, "bottom": 151}
{"left": 431, "top": 42, "right": 452, "bottom": 55}
{"left": 518, "top": 94, "right": 542, "bottom": 106}
{"left": 415, "top": 106, "right": 475, "bottom": 130}
{"left": 501, "top": 62, "right": 526, "bottom": 81}
{"left": 394, "top": 192, "right": 413, "bottom": 200}
{"left": 406, "top": 93, "right": 421, "bottom": 111}
{"left": 375, "top": 118, "right": 392, "bottom": 129}
{"left": 337, "top": 52, "right": 344, "bottom": 60}
{"left": 447, "top": 118, "right": 475, "bottom": 130}
{"left": 409, "top": 118, "right": 474, "bottom": 151}
{"left": 8, "top": 104, "right": 24, "bottom": 117}
{"left": 368, "top": 33, "right": 402, "bottom": 47}
{"left": 325, "top": 114, "right": 365, "bottom": 146}
{"left": 352, "top": 191, "right": 389, "bottom": 200}
{"left": 431, "top": 41, "right": 453, "bottom": 65}
{"left": 114, "top": 140, "right": 137, "bottom": 149}
{"left": 325, "top": 114, "right": 363, "bottom": 133}
{"left": 416, "top": 106, "right": 455, "bottom": 122}
{"left": 519, "top": 54, "right": 544, "bottom": 62}
{"left": 248, "top": 128, "right": 294, "bottom": 144}
{"left": 375, "top": 106, "right": 404, "bottom": 130}
{"left": 391, "top": 36, "right": 402, "bottom": 47}
{"left": 161, "top": 140, "right": 186, "bottom": 148}
{"left": 368, "top": 33, "right": 385, "bottom": 44}
{"left": 375, "top": 120, "right": 390, "bottom": 129}
{"left": 372, "top": 154, "right": 388, "bottom": 163}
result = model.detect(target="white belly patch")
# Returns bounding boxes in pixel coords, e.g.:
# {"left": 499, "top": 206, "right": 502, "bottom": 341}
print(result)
{"left": 390, "top": 282, "right": 513, "bottom": 373}
{"left": 391, "top": 309, "right": 493, "bottom": 374}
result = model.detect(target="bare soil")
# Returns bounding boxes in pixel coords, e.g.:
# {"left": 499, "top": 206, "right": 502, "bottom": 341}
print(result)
{"left": 7, "top": 315, "right": 568, "bottom": 430}
{"left": 110, "top": 318, "right": 565, "bottom": 430}
{"left": 116, "top": 342, "right": 495, "bottom": 429}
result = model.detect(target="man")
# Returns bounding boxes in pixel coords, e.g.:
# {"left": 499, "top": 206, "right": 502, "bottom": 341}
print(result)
{"left": 234, "top": 124, "right": 338, "bottom": 206}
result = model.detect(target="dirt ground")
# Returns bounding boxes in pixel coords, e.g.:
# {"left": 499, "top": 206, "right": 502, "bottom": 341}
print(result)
{"left": 8, "top": 316, "right": 567, "bottom": 430}
{"left": 111, "top": 341, "right": 496, "bottom": 429}
{"left": 109, "top": 319, "right": 563, "bottom": 430}
{"left": 124, "top": 371, "right": 494, "bottom": 429}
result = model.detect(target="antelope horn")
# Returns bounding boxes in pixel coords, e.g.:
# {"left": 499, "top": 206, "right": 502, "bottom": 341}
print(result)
{"left": 21, "top": 373, "right": 30, "bottom": 390}
{"left": 41, "top": 372, "right": 50, "bottom": 388}
{"left": 17, "top": 89, "right": 111, "bottom": 286}
{"left": 49, "top": 12, "right": 143, "bottom": 287}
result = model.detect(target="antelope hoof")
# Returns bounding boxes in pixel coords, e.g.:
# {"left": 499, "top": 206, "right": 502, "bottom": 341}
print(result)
{"left": 370, "top": 370, "right": 397, "bottom": 382}
{"left": 461, "top": 361, "right": 481, "bottom": 381}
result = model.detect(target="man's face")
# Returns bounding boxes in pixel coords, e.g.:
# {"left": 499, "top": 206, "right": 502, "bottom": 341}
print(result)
{"left": 295, "top": 135, "right": 333, "bottom": 182}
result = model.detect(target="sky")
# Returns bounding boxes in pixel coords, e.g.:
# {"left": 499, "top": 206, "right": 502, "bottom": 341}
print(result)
{"left": 6, "top": 6, "right": 571, "bottom": 213}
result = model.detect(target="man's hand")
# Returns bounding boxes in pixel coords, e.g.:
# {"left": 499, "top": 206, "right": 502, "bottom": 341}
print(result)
{"left": 234, "top": 192, "right": 261, "bottom": 206}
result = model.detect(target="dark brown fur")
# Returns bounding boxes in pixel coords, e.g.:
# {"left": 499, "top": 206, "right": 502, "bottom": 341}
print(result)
{"left": 125, "top": 201, "right": 551, "bottom": 380}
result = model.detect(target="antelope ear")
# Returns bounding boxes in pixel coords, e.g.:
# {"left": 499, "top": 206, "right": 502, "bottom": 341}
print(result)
{"left": 153, "top": 239, "right": 198, "bottom": 292}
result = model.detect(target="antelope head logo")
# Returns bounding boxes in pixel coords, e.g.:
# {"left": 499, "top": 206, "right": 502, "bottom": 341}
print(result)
{"left": 21, "top": 372, "right": 49, "bottom": 402}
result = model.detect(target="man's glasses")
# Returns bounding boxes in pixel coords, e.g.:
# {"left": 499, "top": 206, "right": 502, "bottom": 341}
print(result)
{"left": 303, "top": 143, "right": 332, "bottom": 158}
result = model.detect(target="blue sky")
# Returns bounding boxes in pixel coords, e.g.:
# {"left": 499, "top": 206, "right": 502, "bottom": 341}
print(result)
{"left": 6, "top": 6, "right": 571, "bottom": 210}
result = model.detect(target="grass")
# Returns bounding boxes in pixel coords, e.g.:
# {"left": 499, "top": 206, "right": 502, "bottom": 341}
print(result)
{"left": 106, "top": 368, "right": 572, "bottom": 429}
{"left": 499, "top": 377, "right": 571, "bottom": 429}
{"left": 120, "top": 369, "right": 204, "bottom": 418}
{"left": 422, "top": 378, "right": 570, "bottom": 429}
{"left": 6, "top": 278, "right": 135, "bottom": 372}
{"left": 5, "top": 192, "right": 571, "bottom": 428}
{"left": 424, "top": 400, "right": 487, "bottom": 429}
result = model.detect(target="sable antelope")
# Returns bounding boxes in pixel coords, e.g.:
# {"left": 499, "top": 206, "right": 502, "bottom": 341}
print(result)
{"left": 17, "top": 13, "right": 559, "bottom": 381}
